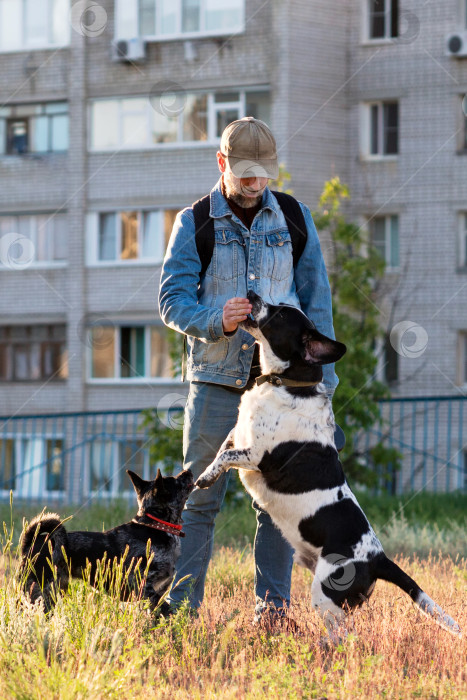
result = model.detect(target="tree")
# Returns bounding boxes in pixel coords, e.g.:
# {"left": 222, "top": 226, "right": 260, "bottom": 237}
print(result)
{"left": 312, "top": 177, "right": 400, "bottom": 487}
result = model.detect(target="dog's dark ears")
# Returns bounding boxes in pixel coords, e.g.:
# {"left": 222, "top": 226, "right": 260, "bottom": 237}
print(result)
{"left": 154, "top": 468, "right": 164, "bottom": 489}
{"left": 127, "top": 470, "right": 148, "bottom": 494}
{"left": 127, "top": 468, "right": 165, "bottom": 495}
{"left": 127, "top": 470, "right": 152, "bottom": 496}
{"left": 302, "top": 330, "right": 346, "bottom": 365}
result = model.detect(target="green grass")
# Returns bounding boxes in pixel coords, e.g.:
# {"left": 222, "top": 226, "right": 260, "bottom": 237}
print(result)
{"left": 3, "top": 490, "right": 467, "bottom": 557}
{"left": 0, "top": 545, "right": 465, "bottom": 699}
{"left": 0, "top": 490, "right": 466, "bottom": 698}
{"left": 356, "top": 490, "right": 467, "bottom": 530}
{"left": 215, "top": 490, "right": 467, "bottom": 556}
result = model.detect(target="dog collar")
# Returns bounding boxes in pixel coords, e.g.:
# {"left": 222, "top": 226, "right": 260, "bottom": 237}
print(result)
{"left": 256, "top": 374, "right": 321, "bottom": 388}
{"left": 132, "top": 513, "right": 185, "bottom": 538}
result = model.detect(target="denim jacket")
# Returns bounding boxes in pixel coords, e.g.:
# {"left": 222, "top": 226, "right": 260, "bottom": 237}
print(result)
{"left": 159, "top": 179, "right": 338, "bottom": 394}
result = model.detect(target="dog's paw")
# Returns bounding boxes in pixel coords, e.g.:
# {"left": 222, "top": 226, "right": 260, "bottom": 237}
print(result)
{"left": 195, "top": 472, "right": 217, "bottom": 489}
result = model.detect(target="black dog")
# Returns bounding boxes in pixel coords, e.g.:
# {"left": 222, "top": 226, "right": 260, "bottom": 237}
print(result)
{"left": 20, "top": 468, "right": 193, "bottom": 612}
{"left": 197, "top": 292, "right": 461, "bottom": 640}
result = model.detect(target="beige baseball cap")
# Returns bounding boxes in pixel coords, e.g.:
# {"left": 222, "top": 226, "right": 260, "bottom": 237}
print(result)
{"left": 220, "top": 116, "right": 279, "bottom": 179}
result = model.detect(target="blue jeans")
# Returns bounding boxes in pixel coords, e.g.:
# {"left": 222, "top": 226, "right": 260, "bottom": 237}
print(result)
{"left": 168, "top": 381, "right": 294, "bottom": 611}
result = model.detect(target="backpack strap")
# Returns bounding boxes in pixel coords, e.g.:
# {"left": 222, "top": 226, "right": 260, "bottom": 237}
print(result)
{"left": 270, "top": 191, "right": 307, "bottom": 267}
{"left": 193, "top": 190, "right": 308, "bottom": 278}
{"left": 193, "top": 195, "right": 215, "bottom": 279}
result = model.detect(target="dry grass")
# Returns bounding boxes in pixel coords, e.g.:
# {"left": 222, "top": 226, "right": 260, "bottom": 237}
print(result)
{"left": 0, "top": 545, "right": 465, "bottom": 699}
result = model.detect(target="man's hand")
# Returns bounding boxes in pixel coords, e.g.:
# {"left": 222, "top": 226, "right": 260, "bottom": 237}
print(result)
{"left": 222, "top": 297, "right": 252, "bottom": 333}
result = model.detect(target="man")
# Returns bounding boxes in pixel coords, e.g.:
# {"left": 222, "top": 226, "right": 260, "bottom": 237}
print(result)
{"left": 158, "top": 117, "right": 339, "bottom": 620}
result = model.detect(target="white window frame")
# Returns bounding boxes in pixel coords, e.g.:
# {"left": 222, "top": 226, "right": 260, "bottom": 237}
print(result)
{"left": 458, "top": 332, "right": 467, "bottom": 387}
{"left": 87, "top": 438, "right": 147, "bottom": 499}
{"left": 0, "top": 324, "right": 68, "bottom": 381}
{"left": 459, "top": 214, "right": 467, "bottom": 268}
{"left": 86, "top": 324, "right": 174, "bottom": 383}
{"left": 360, "top": 101, "right": 399, "bottom": 160}
{"left": 0, "top": 102, "right": 69, "bottom": 155}
{"left": 86, "top": 209, "right": 172, "bottom": 266}
{"left": 88, "top": 87, "right": 269, "bottom": 152}
{"left": 462, "top": 94, "right": 467, "bottom": 152}
{"left": 362, "top": 0, "right": 398, "bottom": 44}
{"left": 209, "top": 91, "right": 245, "bottom": 141}
{"left": 115, "top": 0, "right": 245, "bottom": 42}
{"left": 0, "top": 434, "right": 65, "bottom": 499}
{"left": 0, "top": 213, "right": 68, "bottom": 269}
{"left": 374, "top": 335, "right": 399, "bottom": 384}
{"left": 370, "top": 214, "right": 400, "bottom": 271}
{"left": 0, "top": 0, "right": 70, "bottom": 53}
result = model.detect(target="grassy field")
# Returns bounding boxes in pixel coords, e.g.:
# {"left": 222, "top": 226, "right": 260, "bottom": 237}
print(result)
{"left": 0, "top": 492, "right": 466, "bottom": 698}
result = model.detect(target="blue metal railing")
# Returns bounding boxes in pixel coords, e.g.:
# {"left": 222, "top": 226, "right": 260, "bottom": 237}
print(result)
{"left": 355, "top": 396, "right": 466, "bottom": 495}
{"left": 0, "top": 397, "right": 465, "bottom": 504}
{"left": 0, "top": 408, "right": 181, "bottom": 505}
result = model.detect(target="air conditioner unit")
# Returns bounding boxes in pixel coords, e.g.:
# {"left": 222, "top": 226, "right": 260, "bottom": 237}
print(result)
{"left": 445, "top": 31, "right": 467, "bottom": 57}
{"left": 112, "top": 38, "right": 146, "bottom": 63}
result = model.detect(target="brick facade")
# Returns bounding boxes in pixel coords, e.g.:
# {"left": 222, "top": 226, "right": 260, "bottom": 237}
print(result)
{"left": 0, "top": 0, "right": 466, "bottom": 420}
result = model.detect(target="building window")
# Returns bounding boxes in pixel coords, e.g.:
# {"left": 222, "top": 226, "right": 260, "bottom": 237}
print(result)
{"left": 89, "top": 88, "right": 270, "bottom": 151}
{"left": 369, "top": 102, "right": 399, "bottom": 156}
{"left": 0, "top": 325, "right": 68, "bottom": 381}
{"left": 115, "top": 0, "right": 244, "bottom": 40}
{"left": 86, "top": 208, "right": 177, "bottom": 264}
{"left": 375, "top": 335, "right": 399, "bottom": 384}
{"left": 463, "top": 98, "right": 467, "bottom": 151}
{"left": 46, "top": 439, "right": 64, "bottom": 491}
{"left": 0, "top": 103, "right": 69, "bottom": 155}
{"left": 370, "top": 215, "right": 399, "bottom": 269}
{"left": 0, "top": 438, "right": 16, "bottom": 490}
{"left": 368, "top": 0, "right": 398, "bottom": 40}
{"left": 0, "top": 0, "right": 69, "bottom": 52}
{"left": 0, "top": 437, "right": 64, "bottom": 496}
{"left": 459, "top": 333, "right": 467, "bottom": 385}
{"left": 383, "top": 334, "right": 398, "bottom": 383}
{"left": 88, "top": 324, "right": 172, "bottom": 380}
{"left": 89, "top": 439, "right": 144, "bottom": 495}
{"left": 460, "top": 214, "right": 467, "bottom": 267}
{"left": 0, "top": 213, "right": 68, "bottom": 266}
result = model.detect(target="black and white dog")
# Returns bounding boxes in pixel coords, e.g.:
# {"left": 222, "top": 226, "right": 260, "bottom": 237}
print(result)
{"left": 196, "top": 291, "right": 461, "bottom": 639}
{"left": 20, "top": 469, "right": 194, "bottom": 612}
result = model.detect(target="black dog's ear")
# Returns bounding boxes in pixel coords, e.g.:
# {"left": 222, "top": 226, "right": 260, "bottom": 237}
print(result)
{"left": 127, "top": 470, "right": 150, "bottom": 495}
{"left": 302, "top": 330, "right": 346, "bottom": 365}
{"left": 155, "top": 468, "right": 165, "bottom": 490}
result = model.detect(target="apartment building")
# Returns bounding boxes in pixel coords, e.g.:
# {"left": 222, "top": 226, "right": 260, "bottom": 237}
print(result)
{"left": 0, "top": 0, "right": 465, "bottom": 499}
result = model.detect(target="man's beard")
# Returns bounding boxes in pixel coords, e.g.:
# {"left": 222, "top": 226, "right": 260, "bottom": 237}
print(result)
{"left": 223, "top": 175, "right": 265, "bottom": 208}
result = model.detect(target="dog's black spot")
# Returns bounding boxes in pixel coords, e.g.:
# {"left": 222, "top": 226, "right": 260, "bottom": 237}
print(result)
{"left": 257, "top": 441, "right": 345, "bottom": 493}
{"left": 337, "top": 489, "right": 343, "bottom": 500}
{"left": 320, "top": 555, "right": 383, "bottom": 609}
{"left": 298, "top": 499, "right": 370, "bottom": 559}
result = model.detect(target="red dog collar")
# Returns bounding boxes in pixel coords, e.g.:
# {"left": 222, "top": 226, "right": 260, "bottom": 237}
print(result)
{"left": 132, "top": 513, "right": 185, "bottom": 537}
